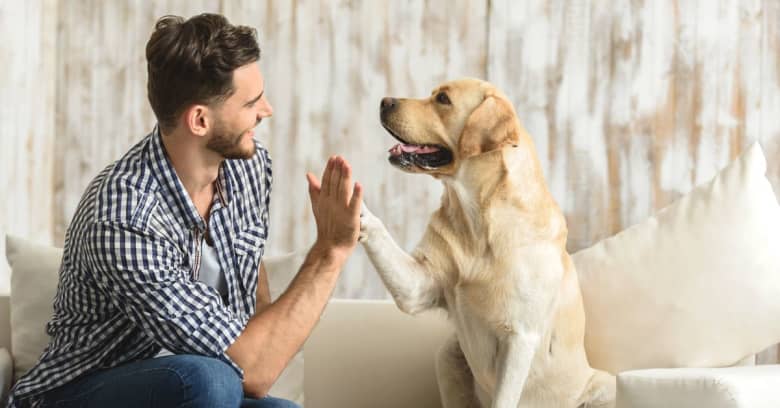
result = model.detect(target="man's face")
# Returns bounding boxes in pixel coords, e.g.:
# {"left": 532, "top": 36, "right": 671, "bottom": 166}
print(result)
{"left": 206, "top": 62, "right": 273, "bottom": 160}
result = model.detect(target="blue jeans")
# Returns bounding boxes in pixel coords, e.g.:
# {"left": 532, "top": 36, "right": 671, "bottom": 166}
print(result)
{"left": 39, "top": 354, "right": 300, "bottom": 408}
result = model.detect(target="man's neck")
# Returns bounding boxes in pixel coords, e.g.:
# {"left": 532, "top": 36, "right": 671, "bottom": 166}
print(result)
{"left": 160, "top": 127, "right": 221, "bottom": 203}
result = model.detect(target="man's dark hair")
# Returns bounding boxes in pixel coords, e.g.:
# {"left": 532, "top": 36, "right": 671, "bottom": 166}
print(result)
{"left": 146, "top": 13, "right": 260, "bottom": 133}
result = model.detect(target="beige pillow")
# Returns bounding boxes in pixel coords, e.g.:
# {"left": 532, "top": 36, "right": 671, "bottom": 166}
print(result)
{"left": 5, "top": 235, "right": 61, "bottom": 381}
{"left": 573, "top": 143, "right": 780, "bottom": 374}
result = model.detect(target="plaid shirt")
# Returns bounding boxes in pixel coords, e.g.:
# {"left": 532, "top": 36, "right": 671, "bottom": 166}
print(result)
{"left": 9, "top": 127, "right": 272, "bottom": 407}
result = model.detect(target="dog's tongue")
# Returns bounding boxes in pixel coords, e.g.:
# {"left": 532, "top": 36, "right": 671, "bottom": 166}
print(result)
{"left": 389, "top": 144, "right": 439, "bottom": 156}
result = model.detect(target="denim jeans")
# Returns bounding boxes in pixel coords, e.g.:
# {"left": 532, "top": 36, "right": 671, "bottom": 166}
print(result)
{"left": 39, "top": 354, "right": 300, "bottom": 408}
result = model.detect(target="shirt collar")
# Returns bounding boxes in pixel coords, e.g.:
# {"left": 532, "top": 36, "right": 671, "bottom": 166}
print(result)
{"left": 147, "top": 125, "right": 234, "bottom": 231}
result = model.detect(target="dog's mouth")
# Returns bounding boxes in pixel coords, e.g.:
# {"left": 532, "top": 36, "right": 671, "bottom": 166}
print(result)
{"left": 382, "top": 123, "right": 453, "bottom": 170}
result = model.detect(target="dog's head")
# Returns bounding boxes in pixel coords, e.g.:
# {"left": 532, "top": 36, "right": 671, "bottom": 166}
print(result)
{"left": 379, "top": 78, "right": 526, "bottom": 177}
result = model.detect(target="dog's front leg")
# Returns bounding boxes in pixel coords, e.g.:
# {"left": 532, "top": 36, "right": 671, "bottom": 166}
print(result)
{"left": 359, "top": 203, "right": 441, "bottom": 315}
{"left": 492, "top": 331, "right": 540, "bottom": 408}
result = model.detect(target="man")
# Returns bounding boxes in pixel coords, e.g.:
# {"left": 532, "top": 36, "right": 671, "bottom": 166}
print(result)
{"left": 9, "top": 13, "right": 361, "bottom": 408}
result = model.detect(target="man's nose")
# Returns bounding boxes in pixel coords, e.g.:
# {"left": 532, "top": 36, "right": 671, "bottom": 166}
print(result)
{"left": 380, "top": 97, "right": 398, "bottom": 114}
{"left": 258, "top": 99, "right": 273, "bottom": 119}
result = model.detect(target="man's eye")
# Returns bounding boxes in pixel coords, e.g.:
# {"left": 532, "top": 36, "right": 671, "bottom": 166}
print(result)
{"left": 436, "top": 92, "right": 451, "bottom": 105}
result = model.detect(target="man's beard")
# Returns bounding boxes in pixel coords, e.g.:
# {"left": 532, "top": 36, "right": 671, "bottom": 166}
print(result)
{"left": 206, "top": 118, "right": 257, "bottom": 160}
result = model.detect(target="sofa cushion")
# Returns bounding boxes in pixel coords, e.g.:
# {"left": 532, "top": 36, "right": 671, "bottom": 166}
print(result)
{"left": 573, "top": 143, "right": 780, "bottom": 374}
{"left": 617, "top": 365, "right": 780, "bottom": 408}
{"left": 304, "top": 299, "right": 453, "bottom": 408}
{"left": 5, "top": 235, "right": 61, "bottom": 381}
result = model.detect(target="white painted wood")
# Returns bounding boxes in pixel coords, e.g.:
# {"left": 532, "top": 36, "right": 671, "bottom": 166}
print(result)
{"left": 488, "top": 0, "right": 780, "bottom": 252}
{"left": 0, "top": 0, "right": 57, "bottom": 295}
{"left": 0, "top": 3, "right": 778, "bottom": 360}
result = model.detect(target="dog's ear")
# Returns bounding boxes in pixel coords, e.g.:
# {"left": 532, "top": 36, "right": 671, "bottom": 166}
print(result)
{"left": 457, "top": 94, "right": 520, "bottom": 159}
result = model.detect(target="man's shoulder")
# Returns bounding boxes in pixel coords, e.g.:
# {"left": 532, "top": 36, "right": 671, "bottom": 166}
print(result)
{"left": 85, "top": 135, "right": 161, "bottom": 227}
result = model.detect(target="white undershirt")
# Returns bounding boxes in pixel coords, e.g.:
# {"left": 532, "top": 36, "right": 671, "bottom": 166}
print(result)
{"left": 155, "top": 239, "right": 227, "bottom": 358}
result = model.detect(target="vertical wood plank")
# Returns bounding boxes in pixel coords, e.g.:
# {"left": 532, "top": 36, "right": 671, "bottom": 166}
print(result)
{"left": 0, "top": 0, "right": 57, "bottom": 294}
{"left": 3, "top": 0, "right": 778, "bottom": 307}
{"left": 488, "top": 0, "right": 780, "bottom": 253}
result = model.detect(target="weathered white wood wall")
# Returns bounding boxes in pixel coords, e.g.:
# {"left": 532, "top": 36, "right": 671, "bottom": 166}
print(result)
{"left": 2, "top": 1, "right": 779, "bottom": 313}
{"left": 0, "top": 1, "right": 57, "bottom": 294}
{"left": 489, "top": 0, "right": 780, "bottom": 251}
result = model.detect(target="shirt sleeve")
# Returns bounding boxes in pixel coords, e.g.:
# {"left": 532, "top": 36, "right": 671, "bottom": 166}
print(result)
{"left": 83, "top": 220, "right": 246, "bottom": 376}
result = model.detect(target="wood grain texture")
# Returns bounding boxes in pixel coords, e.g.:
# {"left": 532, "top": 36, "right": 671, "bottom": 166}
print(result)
{"left": 2, "top": 0, "right": 779, "bottom": 309}
{"left": 488, "top": 0, "right": 780, "bottom": 252}
{"left": 0, "top": 0, "right": 57, "bottom": 294}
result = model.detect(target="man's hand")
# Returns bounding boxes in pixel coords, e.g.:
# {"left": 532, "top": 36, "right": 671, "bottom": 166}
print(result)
{"left": 305, "top": 156, "right": 363, "bottom": 261}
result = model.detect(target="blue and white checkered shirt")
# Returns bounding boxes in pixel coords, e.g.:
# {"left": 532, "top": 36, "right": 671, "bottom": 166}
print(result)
{"left": 9, "top": 126, "right": 272, "bottom": 407}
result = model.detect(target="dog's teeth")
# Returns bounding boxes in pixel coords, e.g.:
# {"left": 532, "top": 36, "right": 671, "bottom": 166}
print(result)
{"left": 388, "top": 144, "right": 403, "bottom": 156}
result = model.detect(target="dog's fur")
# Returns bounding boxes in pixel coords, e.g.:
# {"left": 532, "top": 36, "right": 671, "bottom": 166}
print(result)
{"left": 359, "top": 79, "right": 615, "bottom": 408}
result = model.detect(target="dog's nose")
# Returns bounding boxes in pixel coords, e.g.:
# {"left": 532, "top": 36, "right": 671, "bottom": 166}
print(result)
{"left": 380, "top": 97, "right": 398, "bottom": 113}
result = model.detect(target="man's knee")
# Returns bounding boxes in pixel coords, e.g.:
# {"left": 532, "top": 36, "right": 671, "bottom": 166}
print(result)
{"left": 164, "top": 354, "right": 243, "bottom": 407}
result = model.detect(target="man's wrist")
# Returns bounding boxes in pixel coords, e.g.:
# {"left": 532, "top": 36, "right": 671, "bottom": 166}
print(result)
{"left": 309, "top": 240, "right": 351, "bottom": 267}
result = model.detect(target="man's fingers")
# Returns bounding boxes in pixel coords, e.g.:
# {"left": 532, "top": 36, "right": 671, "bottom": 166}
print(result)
{"left": 306, "top": 172, "right": 321, "bottom": 201}
{"left": 349, "top": 182, "right": 363, "bottom": 215}
{"left": 339, "top": 160, "right": 352, "bottom": 203}
{"left": 321, "top": 157, "right": 334, "bottom": 197}
{"left": 329, "top": 156, "right": 343, "bottom": 199}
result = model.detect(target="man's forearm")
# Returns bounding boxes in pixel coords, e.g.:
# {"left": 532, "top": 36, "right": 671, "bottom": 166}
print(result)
{"left": 227, "top": 242, "right": 347, "bottom": 397}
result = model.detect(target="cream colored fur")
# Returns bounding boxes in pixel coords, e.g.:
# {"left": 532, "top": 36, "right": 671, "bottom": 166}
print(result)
{"left": 359, "top": 79, "right": 615, "bottom": 408}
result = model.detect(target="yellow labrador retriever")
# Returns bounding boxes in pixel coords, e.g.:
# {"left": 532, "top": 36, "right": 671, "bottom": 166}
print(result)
{"left": 359, "top": 78, "right": 615, "bottom": 408}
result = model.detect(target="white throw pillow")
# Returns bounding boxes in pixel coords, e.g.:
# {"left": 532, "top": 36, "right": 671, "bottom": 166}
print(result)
{"left": 573, "top": 142, "right": 780, "bottom": 374}
{"left": 5, "top": 235, "right": 62, "bottom": 381}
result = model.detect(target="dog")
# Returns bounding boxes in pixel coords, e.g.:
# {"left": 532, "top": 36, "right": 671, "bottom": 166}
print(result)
{"left": 358, "top": 78, "right": 615, "bottom": 408}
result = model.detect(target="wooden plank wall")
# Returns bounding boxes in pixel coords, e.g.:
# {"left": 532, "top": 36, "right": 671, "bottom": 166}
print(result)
{"left": 1, "top": 1, "right": 779, "bottom": 312}
{"left": 0, "top": 0, "right": 57, "bottom": 294}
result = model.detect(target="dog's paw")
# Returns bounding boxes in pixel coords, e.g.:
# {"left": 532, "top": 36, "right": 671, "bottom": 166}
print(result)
{"left": 359, "top": 202, "right": 383, "bottom": 243}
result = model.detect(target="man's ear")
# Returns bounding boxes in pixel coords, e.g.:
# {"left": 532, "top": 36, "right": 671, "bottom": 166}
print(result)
{"left": 183, "top": 104, "right": 210, "bottom": 137}
{"left": 457, "top": 95, "right": 519, "bottom": 159}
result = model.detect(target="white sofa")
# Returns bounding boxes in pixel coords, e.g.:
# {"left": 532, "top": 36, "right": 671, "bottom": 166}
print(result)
{"left": 4, "top": 143, "right": 780, "bottom": 407}
{"left": 303, "top": 299, "right": 780, "bottom": 408}
{"left": 3, "top": 293, "right": 780, "bottom": 408}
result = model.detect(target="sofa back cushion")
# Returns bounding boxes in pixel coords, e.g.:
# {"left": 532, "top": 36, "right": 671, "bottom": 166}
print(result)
{"left": 573, "top": 143, "right": 780, "bottom": 374}
{"left": 304, "top": 299, "right": 452, "bottom": 408}
{"left": 5, "top": 235, "right": 62, "bottom": 381}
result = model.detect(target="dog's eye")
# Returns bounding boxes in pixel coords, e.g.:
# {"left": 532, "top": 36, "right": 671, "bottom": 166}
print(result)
{"left": 435, "top": 92, "right": 451, "bottom": 105}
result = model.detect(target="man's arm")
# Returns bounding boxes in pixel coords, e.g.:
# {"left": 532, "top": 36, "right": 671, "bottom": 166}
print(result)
{"left": 227, "top": 156, "right": 362, "bottom": 398}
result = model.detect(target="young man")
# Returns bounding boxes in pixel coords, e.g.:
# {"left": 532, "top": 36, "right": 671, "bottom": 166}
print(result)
{"left": 9, "top": 13, "right": 361, "bottom": 408}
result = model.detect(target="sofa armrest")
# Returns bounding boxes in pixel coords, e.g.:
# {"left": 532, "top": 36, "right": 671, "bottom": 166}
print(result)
{"left": 0, "top": 347, "right": 12, "bottom": 403}
{"left": 617, "top": 365, "right": 780, "bottom": 407}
